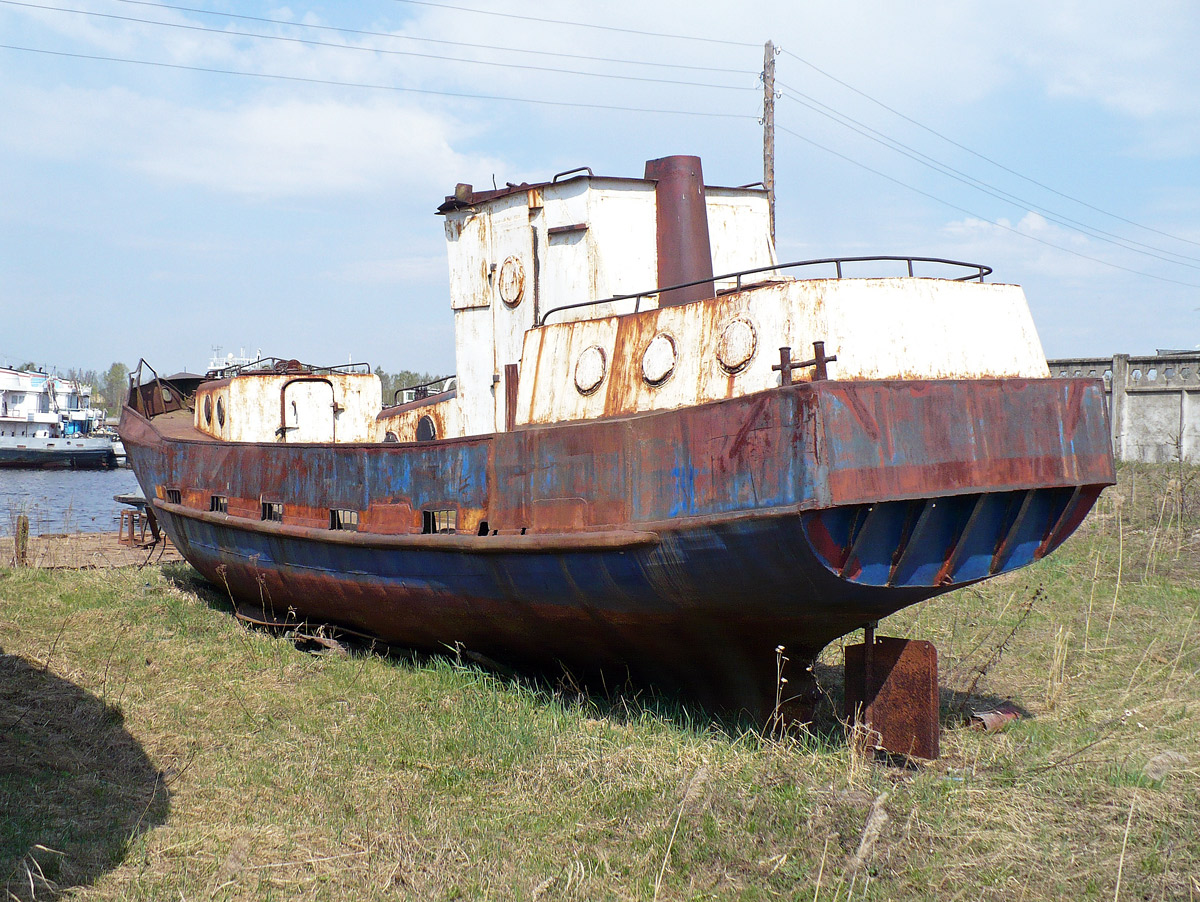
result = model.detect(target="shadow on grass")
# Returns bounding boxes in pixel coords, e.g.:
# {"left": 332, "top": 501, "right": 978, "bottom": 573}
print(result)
{"left": 162, "top": 562, "right": 233, "bottom": 615}
{"left": 812, "top": 660, "right": 1032, "bottom": 731}
{"left": 0, "top": 648, "right": 169, "bottom": 901}
{"left": 161, "top": 563, "right": 768, "bottom": 736}
{"left": 161, "top": 562, "right": 1029, "bottom": 749}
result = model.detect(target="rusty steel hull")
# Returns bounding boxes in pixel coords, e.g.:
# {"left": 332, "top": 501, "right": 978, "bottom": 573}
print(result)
{"left": 121, "top": 376, "right": 1113, "bottom": 716}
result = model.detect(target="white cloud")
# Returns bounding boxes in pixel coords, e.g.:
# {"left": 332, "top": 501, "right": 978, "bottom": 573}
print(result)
{"left": 939, "top": 211, "right": 1103, "bottom": 281}
{"left": 1, "top": 82, "right": 501, "bottom": 198}
{"left": 137, "top": 97, "right": 480, "bottom": 198}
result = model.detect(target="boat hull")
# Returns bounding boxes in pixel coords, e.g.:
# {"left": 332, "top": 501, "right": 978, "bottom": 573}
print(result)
{"left": 121, "top": 376, "right": 1114, "bottom": 715}
{"left": 0, "top": 436, "right": 118, "bottom": 469}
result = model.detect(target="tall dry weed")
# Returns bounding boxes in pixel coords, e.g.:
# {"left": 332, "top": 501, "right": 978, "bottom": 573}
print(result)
{"left": 1045, "top": 623, "right": 1071, "bottom": 711}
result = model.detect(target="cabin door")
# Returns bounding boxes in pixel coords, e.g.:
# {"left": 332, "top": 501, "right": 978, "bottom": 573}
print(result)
{"left": 489, "top": 217, "right": 536, "bottom": 432}
{"left": 281, "top": 380, "right": 336, "bottom": 443}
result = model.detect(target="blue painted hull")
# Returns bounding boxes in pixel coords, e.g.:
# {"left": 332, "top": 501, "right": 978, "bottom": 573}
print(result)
{"left": 121, "top": 376, "right": 1114, "bottom": 714}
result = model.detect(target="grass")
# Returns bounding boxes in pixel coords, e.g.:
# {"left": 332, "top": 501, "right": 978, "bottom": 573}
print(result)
{"left": 1, "top": 461, "right": 1198, "bottom": 900}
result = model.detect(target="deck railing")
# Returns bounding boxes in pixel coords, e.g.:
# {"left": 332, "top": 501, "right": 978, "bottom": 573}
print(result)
{"left": 206, "top": 357, "right": 373, "bottom": 379}
{"left": 539, "top": 255, "right": 992, "bottom": 325}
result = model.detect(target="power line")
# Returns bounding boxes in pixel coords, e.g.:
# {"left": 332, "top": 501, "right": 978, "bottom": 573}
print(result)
{"left": 777, "top": 82, "right": 1200, "bottom": 271}
{"left": 106, "top": 0, "right": 756, "bottom": 76}
{"left": 1, "top": 0, "right": 756, "bottom": 92}
{"left": 780, "top": 47, "right": 1200, "bottom": 251}
{"left": 777, "top": 124, "right": 1200, "bottom": 290}
{"left": 0, "top": 41, "right": 758, "bottom": 119}
{"left": 387, "top": 0, "right": 760, "bottom": 47}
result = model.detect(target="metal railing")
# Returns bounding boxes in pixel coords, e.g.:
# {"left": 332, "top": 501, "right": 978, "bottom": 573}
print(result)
{"left": 206, "top": 356, "right": 373, "bottom": 379}
{"left": 391, "top": 375, "right": 457, "bottom": 406}
{"left": 539, "top": 255, "right": 992, "bottom": 325}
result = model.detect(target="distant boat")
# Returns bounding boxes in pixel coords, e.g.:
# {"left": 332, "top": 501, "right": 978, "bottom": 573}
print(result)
{"left": 121, "top": 155, "right": 1114, "bottom": 718}
{"left": 0, "top": 367, "right": 116, "bottom": 469}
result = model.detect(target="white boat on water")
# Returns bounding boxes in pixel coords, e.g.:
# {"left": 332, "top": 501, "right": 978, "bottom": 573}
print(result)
{"left": 0, "top": 367, "right": 117, "bottom": 469}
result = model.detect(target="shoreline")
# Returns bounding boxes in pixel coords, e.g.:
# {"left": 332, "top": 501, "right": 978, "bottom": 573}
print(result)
{"left": 2, "top": 530, "right": 183, "bottom": 570}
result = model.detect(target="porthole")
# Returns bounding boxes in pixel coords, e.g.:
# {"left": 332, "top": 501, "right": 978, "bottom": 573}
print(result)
{"left": 498, "top": 256, "right": 526, "bottom": 308}
{"left": 574, "top": 346, "right": 607, "bottom": 395}
{"left": 216, "top": 396, "right": 225, "bottom": 428}
{"left": 416, "top": 415, "right": 436, "bottom": 442}
{"left": 383, "top": 431, "right": 399, "bottom": 443}
{"left": 717, "top": 318, "right": 756, "bottom": 373}
{"left": 641, "top": 333, "right": 676, "bottom": 386}
{"left": 204, "top": 395, "right": 212, "bottom": 426}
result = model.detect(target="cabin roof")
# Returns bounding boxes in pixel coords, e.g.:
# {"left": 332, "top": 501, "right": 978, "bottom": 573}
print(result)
{"left": 436, "top": 172, "right": 767, "bottom": 214}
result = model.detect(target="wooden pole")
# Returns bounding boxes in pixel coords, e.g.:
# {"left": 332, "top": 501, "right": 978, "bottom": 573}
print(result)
{"left": 763, "top": 40, "right": 776, "bottom": 245}
{"left": 15, "top": 513, "right": 29, "bottom": 567}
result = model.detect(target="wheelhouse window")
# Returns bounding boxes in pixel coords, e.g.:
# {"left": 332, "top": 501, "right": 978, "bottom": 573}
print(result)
{"left": 210, "top": 495, "right": 228, "bottom": 513}
{"left": 422, "top": 509, "right": 457, "bottom": 534}
{"left": 329, "top": 509, "right": 359, "bottom": 531}
{"left": 261, "top": 501, "right": 283, "bottom": 522}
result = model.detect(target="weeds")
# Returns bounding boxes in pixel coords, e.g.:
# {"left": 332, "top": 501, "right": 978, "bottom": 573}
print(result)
{"left": 1045, "top": 623, "right": 1071, "bottom": 711}
{"left": 1, "top": 462, "right": 1198, "bottom": 900}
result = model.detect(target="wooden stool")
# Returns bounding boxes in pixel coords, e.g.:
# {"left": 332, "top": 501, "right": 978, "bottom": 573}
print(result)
{"left": 118, "top": 509, "right": 147, "bottom": 546}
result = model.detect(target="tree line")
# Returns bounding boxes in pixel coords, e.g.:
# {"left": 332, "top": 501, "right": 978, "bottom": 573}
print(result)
{"left": 373, "top": 367, "right": 447, "bottom": 405}
{"left": 10, "top": 361, "right": 130, "bottom": 417}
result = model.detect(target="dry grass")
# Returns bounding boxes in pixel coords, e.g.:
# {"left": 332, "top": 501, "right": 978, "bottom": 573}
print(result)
{"left": 1, "top": 461, "right": 1198, "bottom": 900}
{"left": 1, "top": 531, "right": 183, "bottom": 571}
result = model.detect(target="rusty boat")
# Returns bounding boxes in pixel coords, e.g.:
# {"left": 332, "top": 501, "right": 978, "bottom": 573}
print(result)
{"left": 121, "top": 155, "right": 1115, "bottom": 724}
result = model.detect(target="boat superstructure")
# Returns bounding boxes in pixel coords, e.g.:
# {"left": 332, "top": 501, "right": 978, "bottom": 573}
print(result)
{"left": 1, "top": 367, "right": 116, "bottom": 469}
{"left": 121, "top": 155, "right": 1114, "bottom": 721}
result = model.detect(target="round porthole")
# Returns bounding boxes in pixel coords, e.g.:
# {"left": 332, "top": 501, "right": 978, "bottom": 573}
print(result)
{"left": 717, "top": 318, "right": 757, "bottom": 373}
{"left": 216, "top": 396, "right": 225, "bottom": 428}
{"left": 204, "top": 395, "right": 212, "bottom": 425}
{"left": 416, "top": 415, "right": 436, "bottom": 442}
{"left": 641, "top": 333, "right": 676, "bottom": 385}
{"left": 574, "top": 345, "right": 607, "bottom": 395}
{"left": 498, "top": 256, "right": 525, "bottom": 308}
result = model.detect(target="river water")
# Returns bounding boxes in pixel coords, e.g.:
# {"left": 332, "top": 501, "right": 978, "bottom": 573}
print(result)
{"left": 0, "top": 468, "right": 143, "bottom": 535}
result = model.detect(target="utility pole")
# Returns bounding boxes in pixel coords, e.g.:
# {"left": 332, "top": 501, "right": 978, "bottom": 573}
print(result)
{"left": 762, "top": 41, "right": 777, "bottom": 245}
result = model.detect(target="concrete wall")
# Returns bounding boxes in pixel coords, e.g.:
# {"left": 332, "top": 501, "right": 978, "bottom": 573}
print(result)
{"left": 1049, "top": 354, "right": 1200, "bottom": 462}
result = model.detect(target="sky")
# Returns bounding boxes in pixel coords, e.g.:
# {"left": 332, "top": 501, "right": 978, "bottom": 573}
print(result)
{"left": 2, "top": 0, "right": 1199, "bottom": 378}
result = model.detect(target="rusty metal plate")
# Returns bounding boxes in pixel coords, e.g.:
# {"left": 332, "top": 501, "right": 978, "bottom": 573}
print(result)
{"left": 845, "top": 636, "right": 939, "bottom": 759}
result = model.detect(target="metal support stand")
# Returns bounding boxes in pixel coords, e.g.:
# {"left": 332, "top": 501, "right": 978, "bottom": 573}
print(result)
{"left": 845, "top": 629, "right": 940, "bottom": 760}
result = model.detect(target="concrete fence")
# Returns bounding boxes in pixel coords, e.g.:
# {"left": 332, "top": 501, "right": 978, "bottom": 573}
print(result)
{"left": 1049, "top": 354, "right": 1200, "bottom": 463}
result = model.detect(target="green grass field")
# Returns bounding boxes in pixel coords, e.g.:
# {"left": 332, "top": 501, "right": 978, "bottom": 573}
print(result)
{"left": 2, "top": 462, "right": 1198, "bottom": 900}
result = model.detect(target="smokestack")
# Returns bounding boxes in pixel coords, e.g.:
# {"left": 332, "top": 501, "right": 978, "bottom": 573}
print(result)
{"left": 645, "top": 155, "right": 714, "bottom": 307}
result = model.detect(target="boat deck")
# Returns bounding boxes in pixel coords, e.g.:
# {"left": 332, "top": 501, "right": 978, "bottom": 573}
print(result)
{"left": 150, "top": 408, "right": 213, "bottom": 441}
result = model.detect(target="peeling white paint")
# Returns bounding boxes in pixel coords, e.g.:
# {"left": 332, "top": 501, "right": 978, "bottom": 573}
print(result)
{"left": 205, "top": 168, "right": 1049, "bottom": 447}
{"left": 194, "top": 372, "right": 380, "bottom": 443}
